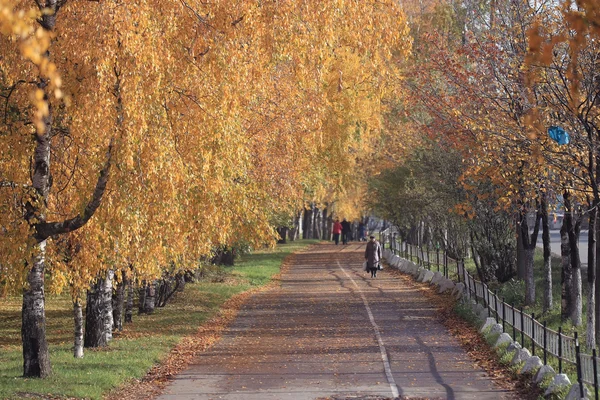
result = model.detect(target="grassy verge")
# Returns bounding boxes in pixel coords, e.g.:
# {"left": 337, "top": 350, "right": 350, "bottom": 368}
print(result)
{"left": 0, "top": 239, "right": 319, "bottom": 400}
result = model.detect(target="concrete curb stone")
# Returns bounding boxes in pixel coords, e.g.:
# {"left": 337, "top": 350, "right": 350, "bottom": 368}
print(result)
{"left": 438, "top": 279, "right": 455, "bottom": 293}
{"left": 565, "top": 382, "right": 589, "bottom": 400}
{"left": 534, "top": 364, "right": 555, "bottom": 384}
{"left": 422, "top": 270, "right": 435, "bottom": 283}
{"left": 431, "top": 271, "right": 444, "bottom": 285}
{"left": 521, "top": 356, "right": 542, "bottom": 374}
{"left": 545, "top": 374, "right": 571, "bottom": 397}
{"left": 494, "top": 333, "right": 513, "bottom": 348}
{"left": 512, "top": 348, "right": 531, "bottom": 366}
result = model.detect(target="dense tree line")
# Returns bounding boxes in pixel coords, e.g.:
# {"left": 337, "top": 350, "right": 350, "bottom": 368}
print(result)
{"left": 367, "top": 0, "right": 600, "bottom": 349}
{"left": 0, "top": 0, "right": 411, "bottom": 377}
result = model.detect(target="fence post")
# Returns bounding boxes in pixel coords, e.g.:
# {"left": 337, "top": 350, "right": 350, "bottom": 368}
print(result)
{"left": 501, "top": 297, "right": 505, "bottom": 332}
{"left": 436, "top": 248, "right": 440, "bottom": 272}
{"left": 444, "top": 252, "right": 448, "bottom": 278}
{"left": 520, "top": 307, "right": 525, "bottom": 347}
{"left": 532, "top": 313, "right": 536, "bottom": 356}
{"left": 558, "top": 326, "right": 563, "bottom": 374}
{"left": 593, "top": 348, "right": 598, "bottom": 400}
{"left": 487, "top": 287, "right": 491, "bottom": 317}
{"left": 543, "top": 321, "right": 547, "bottom": 365}
{"left": 575, "top": 332, "right": 584, "bottom": 399}
{"left": 456, "top": 259, "right": 461, "bottom": 283}
{"left": 467, "top": 276, "right": 472, "bottom": 301}
{"left": 420, "top": 246, "right": 425, "bottom": 267}
{"left": 512, "top": 303, "right": 516, "bottom": 339}
{"left": 392, "top": 233, "right": 396, "bottom": 254}
{"left": 493, "top": 290, "right": 498, "bottom": 323}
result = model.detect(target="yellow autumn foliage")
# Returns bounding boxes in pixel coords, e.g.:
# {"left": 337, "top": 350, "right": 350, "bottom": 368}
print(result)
{"left": 0, "top": 0, "right": 411, "bottom": 297}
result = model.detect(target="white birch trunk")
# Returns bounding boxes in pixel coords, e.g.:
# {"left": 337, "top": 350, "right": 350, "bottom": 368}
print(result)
{"left": 22, "top": 240, "right": 51, "bottom": 377}
{"left": 73, "top": 300, "right": 84, "bottom": 358}
{"left": 103, "top": 270, "right": 114, "bottom": 342}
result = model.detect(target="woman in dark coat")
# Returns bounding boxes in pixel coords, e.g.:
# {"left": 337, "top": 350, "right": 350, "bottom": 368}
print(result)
{"left": 364, "top": 235, "right": 381, "bottom": 278}
{"left": 341, "top": 218, "right": 351, "bottom": 245}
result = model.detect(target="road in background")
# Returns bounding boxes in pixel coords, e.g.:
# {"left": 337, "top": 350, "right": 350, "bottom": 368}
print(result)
{"left": 536, "top": 230, "right": 588, "bottom": 267}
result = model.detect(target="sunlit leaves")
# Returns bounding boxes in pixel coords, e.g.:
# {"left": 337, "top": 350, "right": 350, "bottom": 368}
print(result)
{"left": 0, "top": 0, "right": 412, "bottom": 297}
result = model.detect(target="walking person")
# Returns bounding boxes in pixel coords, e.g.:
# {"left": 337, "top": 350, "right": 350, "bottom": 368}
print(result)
{"left": 365, "top": 235, "right": 382, "bottom": 278}
{"left": 341, "top": 218, "right": 351, "bottom": 245}
{"left": 332, "top": 218, "right": 342, "bottom": 245}
{"left": 358, "top": 222, "right": 366, "bottom": 242}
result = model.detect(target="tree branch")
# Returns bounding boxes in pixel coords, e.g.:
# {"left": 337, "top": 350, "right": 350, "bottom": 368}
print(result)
{"left": 34, "top": 139, "right": 114, "bottom": 241}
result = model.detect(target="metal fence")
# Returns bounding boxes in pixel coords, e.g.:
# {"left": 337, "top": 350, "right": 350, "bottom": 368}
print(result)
{"left": 380, "top": 229, "right": 599, "bottom": 399}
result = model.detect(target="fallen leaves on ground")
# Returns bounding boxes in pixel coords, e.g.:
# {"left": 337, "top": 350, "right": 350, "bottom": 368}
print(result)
{"left": 103, "top": 258, "right": 293, "bottom": 400}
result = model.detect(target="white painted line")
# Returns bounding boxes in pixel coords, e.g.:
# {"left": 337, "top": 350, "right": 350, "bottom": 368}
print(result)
{"left": 338, "top": 261, "right": 399, "bottom": 398}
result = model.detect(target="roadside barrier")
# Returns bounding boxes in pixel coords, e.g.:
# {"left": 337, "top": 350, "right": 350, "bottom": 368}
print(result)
{"left": 380, "top": 229, "right": 597, "bottom": 399}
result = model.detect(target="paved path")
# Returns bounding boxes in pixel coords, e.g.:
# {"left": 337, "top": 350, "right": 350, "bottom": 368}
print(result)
{"left": 158, "top": 243, "right": 513, "bottom": 400}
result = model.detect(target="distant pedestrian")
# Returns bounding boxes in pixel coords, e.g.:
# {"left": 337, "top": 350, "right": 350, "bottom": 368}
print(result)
{"left": 358, "top": 222, "right": 366, "bottom": 242}
{"left": 332, "top": 219, "right": 342, "bottom": 245}
{"left": 341, "top": 218, "right": 351, "bottom": 245}
{"left": 365, "top": 235, "right": 381, "bottom": 278}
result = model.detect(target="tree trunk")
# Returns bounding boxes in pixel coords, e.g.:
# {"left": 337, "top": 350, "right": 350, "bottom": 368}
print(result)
{"left": 587, "top": 205, "right": 597, "bottom": 348}
{"left": 138, "top": 281, "right": 146, "bottom": 315}
{"left": 322, "top": 207, "right": 328, "bottom": 240}
{"left": 21, "top": 4, "right": 57, "bottom": 378}
{"left": 84, "top": 279, "right": 108, "bottom": 348}
{"left": 277, "top": 227, "right": 288, "bottom": 244}
{"left": 524, "top": 247, "right": 535, "bottom": 305}
{"left": 520, "top": 209, "right": 540, "bottom": 306}
{"left": 289, "top": 211, "right": 301, "bottom": 241}
{"left": 564, "top": 191, "right": 582, "bottom": 326}
{"left": 596, "top": 210, "right": 600, "bottom": 346}
{"left": 307, "top": 205, "right": 315, "bottom": 239}
{"left": 140, "top": 281, "right": 156, "bottom": 314}
{"left": 220, "top": 247, "right": 235, "bottom": 265}
{"left": 112, "top": 272, "right": 125, "bottom": 332}
{"left": 540, "top": 194, "right": 552, "bottom": 312}
{"left": 22, "top": 241, "right": 51, "bottom": 377}
{"left": 560, "top": 218, "right": 573, "bottom": 321}
{"left": 313, "top": 206, "right": 321, "bottom": 239}
{"left": 125, "top": 278, "right": 133, "bottom": 323}
{"left": 596, "top": 163, "right": 600, "bottom": 346}
{"left": 516, "top": 220, "right": 527, "bottom": 280}
{"left": 302, "top": 207, "right": 311, "bottom": 239}
{"left": 176, "top": 271, "right": 186, "bottom": 292}
{"left": 73, "top": 300, "right": 84, "bottom": 358}
{"left": 103, "top": 270, "right": 114, "bottom": 342}
{"left": 470, "top": 230, "right": 486, "bottom": 283}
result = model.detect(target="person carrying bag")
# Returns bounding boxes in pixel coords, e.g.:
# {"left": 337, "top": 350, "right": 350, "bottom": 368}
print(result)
{"left": 364, "top": 235, "right": 382, "bottom": 278}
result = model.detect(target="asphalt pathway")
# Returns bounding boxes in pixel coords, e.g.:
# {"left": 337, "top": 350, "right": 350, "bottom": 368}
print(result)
{"left": 157, "top": 243, "right": 514, "bottom": 400}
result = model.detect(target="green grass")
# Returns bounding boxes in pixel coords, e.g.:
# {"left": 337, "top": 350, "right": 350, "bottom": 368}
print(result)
{"left": 0, "top": 239, "right": 319, "bottom": 400}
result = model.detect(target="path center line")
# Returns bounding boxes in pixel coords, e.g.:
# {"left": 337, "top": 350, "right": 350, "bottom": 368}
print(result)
{"left": 337, "top": 261, "right": 399, "bottom": 398}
